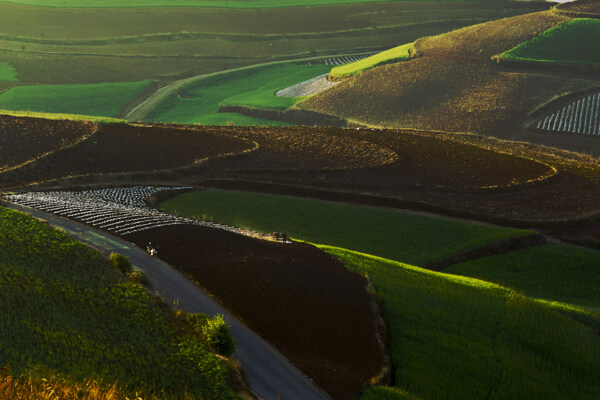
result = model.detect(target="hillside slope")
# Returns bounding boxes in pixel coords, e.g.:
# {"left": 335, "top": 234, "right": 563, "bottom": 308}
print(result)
{"left": 300, "top": 11, "right": 600, "bottom": 154}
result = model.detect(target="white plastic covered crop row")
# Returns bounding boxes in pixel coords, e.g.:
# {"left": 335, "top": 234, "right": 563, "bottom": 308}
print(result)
{"left": 537, "top": 92, "right": 599, "bottom": 135}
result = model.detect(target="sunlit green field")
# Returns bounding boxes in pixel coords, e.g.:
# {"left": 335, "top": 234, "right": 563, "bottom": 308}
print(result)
{"left": 158, "top": 190, "right": 530, "bottom": 266}
{"left": 0, "top": 62, "right": 17, "bottom": 82}
{"left": 146, "top": 63, "right": 330, "bottom": 125}
{"left": 0, "top": 80, "right": 152, "bottom": 117}
{"left": 326, "top": 247, "right": 600, "bottom": 400}
{"left": 0, "top": 207, "right": 237, "bottom": 399}
{"left": 329, "top": 42, "right": 413, "bottom": 79}
{"left": 502, "top": 18, "right": 600, "bottom": 66}
{"left": 446, "top": 245, "right": 600, "bottom": 309}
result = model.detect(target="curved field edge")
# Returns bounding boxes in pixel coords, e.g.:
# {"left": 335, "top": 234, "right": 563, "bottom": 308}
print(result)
{"left": 0, "top": 206, "right": 239, "bottom": 399}
{"left": 322, "top": 246, "right": 600, "bottom": 400}
{"left": 500, "top": 18, "right": 600, "bottom": 67}
{"left": 157, "top": 190, "right": 532, "bottom": 267}
{"left": 329, "top": 42, "right": 415, "bottom": 80}
{"left": 0, "top": 80, "right": 154, "bottom": 118}
{"left": 0, "top": 0, "right": 522, "bottom": 8}
{"left": 0, "top": 62, "right": 17, "bottom": 82}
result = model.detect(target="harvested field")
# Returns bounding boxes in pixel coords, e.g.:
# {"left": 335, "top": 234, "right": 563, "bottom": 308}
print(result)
{"left": 275, "top": 74, "right": 340, "bottom": 97}
{"left": 556, "top": 0, "right": 600, "bottom": 17}
{"left": 300, "top": 11, "right": 600, "bottom": 155}
{"left": 126, "top": 224, "right": 387, "bottom": 400}
{"left": 0, "top": 114, "right": 95, "bottom": 172}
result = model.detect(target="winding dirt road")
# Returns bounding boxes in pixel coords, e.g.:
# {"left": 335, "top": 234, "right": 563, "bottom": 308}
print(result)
{"left": 7, "top": 202, "right": 332, "bottom": 400}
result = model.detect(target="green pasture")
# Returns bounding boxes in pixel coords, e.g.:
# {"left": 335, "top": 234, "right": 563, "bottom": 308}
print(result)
{"left": 502, "top": 19, "right": 600, "bottom": 66}
{"left": 0, "top": 80, "right": 152, "bottom": 117}
{"left": 0, "top": 0, "right": 513, "bottom": 8}
{"left": 0, "top": 207, "right": 237, "bottom": 398}
{"left": 325, "top": 247, "right": 600, "bottom": 400}
{"left": 146, "top": 62, "right": 331, "bottom": 125}
{"left": 330, "top": 42, "right": 413, "bottom": 79}
{"left": 0, "top": 109, "right": 126, "bottom": 124}
{"left": 0, "top": 62, "right": 17, "bottom": 82}
{"left": 158, "top": 190, "right": 529, "bottom": 266}
{"left": 446, "top": 244, "right": 600, "bottom": 309}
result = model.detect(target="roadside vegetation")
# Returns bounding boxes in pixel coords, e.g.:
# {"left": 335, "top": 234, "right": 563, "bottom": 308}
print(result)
{"left": 0, "top": 206, "right": 239, "bottom": 399}
{"left": 0, "top": 109, "right": 126, "bottom": 124}
{"left": 329, "top": 42, "right": 414, "bottom": 79}
{"left": 146, "top": 62, "right": 330, "bottom": 125}
{"left": 0, "top": 62, "right": 17, "bottom": 81}
{"left": 325, "top": 247, "right": 600, "bottom": 400}
{"left": 446, "top": 244, "right": 600, "bottom": 309}
{"left": 502, "top": 19, "right": 600, "bottom": 66}
{"left": 158, "top": 190, "right": 530, "bottom": 266}
{"left": 0, "top": 80, "right": 153, "bottom": 117}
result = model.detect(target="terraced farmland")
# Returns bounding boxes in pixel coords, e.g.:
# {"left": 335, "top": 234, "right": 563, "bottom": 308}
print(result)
{"left": 6, "top": 186, "right": 250, "bottom": 237}
{"left": 0, "top": 206, "right": 238, "bottom": 399}
{"left": 536, "top": 91, "right": 599, "bottom": 135}
{"left": 0, "top": 62, "right": 17, "bottom": 81}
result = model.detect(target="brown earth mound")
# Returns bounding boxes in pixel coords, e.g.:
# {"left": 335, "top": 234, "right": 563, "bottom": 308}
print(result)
{"left": 299, "top": 11, "right": 600, "bottom": 156}
{"left": 0, "top": 114, "right": 95, "bottom": 172}
{"left": 126, "top": 224, "right": 387, "bottom": 400}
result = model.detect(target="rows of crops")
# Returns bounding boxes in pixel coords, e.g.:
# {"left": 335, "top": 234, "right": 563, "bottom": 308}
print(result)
{"left": 0, "top": 206, "right": 236, "bottom": 398}
{"left": 7, "top": 187, "right": 248, "bottom": 236}
{"left": 536, "top": 92, "right": 599, "bottom": 135}
{"left": 307, "top": 54, "right": 373, "bottom": 66}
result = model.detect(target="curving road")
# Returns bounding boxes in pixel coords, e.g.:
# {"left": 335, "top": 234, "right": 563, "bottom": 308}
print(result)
{"left": 6, "top": 202, "right": 332, "bottom": 400}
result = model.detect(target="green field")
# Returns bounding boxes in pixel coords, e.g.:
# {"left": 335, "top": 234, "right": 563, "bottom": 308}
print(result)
{"left": 146, "top": 63, "right": 330, "bottom": 125}
{"left": 158, "top": 190, "right": 530, "bottom": 266}
{"left": 325, "top": 247, "right": 600, "bottom": 400}
{"left": 446, "top": 244, "right": 600, "bottom": 309}
{"left": 0, "top": 109, "right": 126, "bottom": 124}
{"left": 502, "top": 19, "right": 600, "bottom": 66}
{"left": 330, "top": 42, "right": 413, "bottom": 79}
{"left": 0, "top": 80, "right": 152, "bottom": 117}
{"left": 0, "top": 0, "right": 510, "bottom": 8}
{"left": 0, "top": 62, "right": 17, "bottom": 81}
{"left": 0, "top": 206, "right": 237, "bottom": 398}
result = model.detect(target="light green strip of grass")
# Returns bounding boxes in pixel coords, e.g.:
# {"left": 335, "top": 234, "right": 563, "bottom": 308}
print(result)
{"left": 0, "top": 0, "right": 507, "bottom": 8}
{"left": 330, "top": 42, "right": 413, "bottom": 79}
{"left": 446, "top": 244, "right": 600, "bottom": 309}
{"left": 0, "top": 80, "right": 153, "bottom": 118}
{"left": 0, "top": 109, "right": 126, "bottom": 124}
{"left": 322, "top": 246, "right": 600, "bottom": 400}
{"left": 146, "top": 63, "right": 330, "bottom": 125}
{"left": 0, "top": 62, "right": 17, "bottom": 82}
{"left": 158, "top": 190, "right": 530, "bottom": 266}
{"left": 502, "top": 19, "right": 600, "bottom": 66}
{"left": 0, "top": 207, "right": 236, "bottom": 398}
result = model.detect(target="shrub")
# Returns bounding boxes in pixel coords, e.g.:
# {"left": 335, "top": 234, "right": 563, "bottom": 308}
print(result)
{"left": 127, "top": 268, "right": 154, "bottom": 290}
{"left": 203, "top": 315, "right": 236, "bottom": 357}
{"left": 109, "top": 253, "right": 132, "bottom": 274}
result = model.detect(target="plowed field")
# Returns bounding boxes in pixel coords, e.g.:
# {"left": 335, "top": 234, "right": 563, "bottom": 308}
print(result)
{"left": 126, "top": 224, "right": 387, "bottom": 400}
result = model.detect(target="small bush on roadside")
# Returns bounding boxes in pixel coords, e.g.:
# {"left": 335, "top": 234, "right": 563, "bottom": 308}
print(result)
{"left": 177, "top": 312, "right": 235, "bottom": 356}
{"left": 109, "top": 253, "right": 132, "bottom": 274}
{"left": 127, "top": 268, "right": 154, "bottom": 290}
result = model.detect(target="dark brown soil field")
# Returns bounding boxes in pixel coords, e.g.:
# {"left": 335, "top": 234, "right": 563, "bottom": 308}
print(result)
{"left": 0, "top": 114, "right": 94, "bottom": 172}
{"left": 0, "top": 121, "right": 253, "bottom": 187}
{"left": 126, "top": 224, "right": 387, "bottom": 400}
{"left": 556, "top": 0, "right": 600, "bottom": 17}
{"left": 300, "top": 10, "right": 600, "bottom": 156}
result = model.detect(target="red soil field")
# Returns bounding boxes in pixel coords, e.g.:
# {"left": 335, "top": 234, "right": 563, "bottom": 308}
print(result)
{"left": 126, "top": 224, "right": 388, "bottom": 400}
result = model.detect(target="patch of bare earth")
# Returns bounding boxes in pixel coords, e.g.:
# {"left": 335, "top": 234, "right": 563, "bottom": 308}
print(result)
{"left": 125, "top": 224, "right": 388, "bottom": 400}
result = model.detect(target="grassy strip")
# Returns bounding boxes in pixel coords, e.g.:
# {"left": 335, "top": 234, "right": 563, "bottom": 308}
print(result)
{"left": 330, "top": 42, "right": 413, "bottom": 79}
{"left": 0, "top": 207, "right": 238, "bottom": 399}
{"left": 0, "top": 80, "right": 153, "bottom": 118}
{"left": 0, "top": 62, "right": 17, "bottom": 82}
{"left": 323, "top": 246, "right": 600, "bottom": 400}
{"left": 0, "top": 109, "right": 126, "bottom": 124}
{"left": 0, "top": 0, "right": 509, "bottom": 8}
{"left": 146, "top": 63, "right": 330, "bottom": 125}
{"left": 446, "top": 244, "right": 600, "bottom": 309}
{"left": 502, "top": 19, "right": 600, "bottom": 66}
{"left": 158, "top": 190, "right": 530, "bottom": 266}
